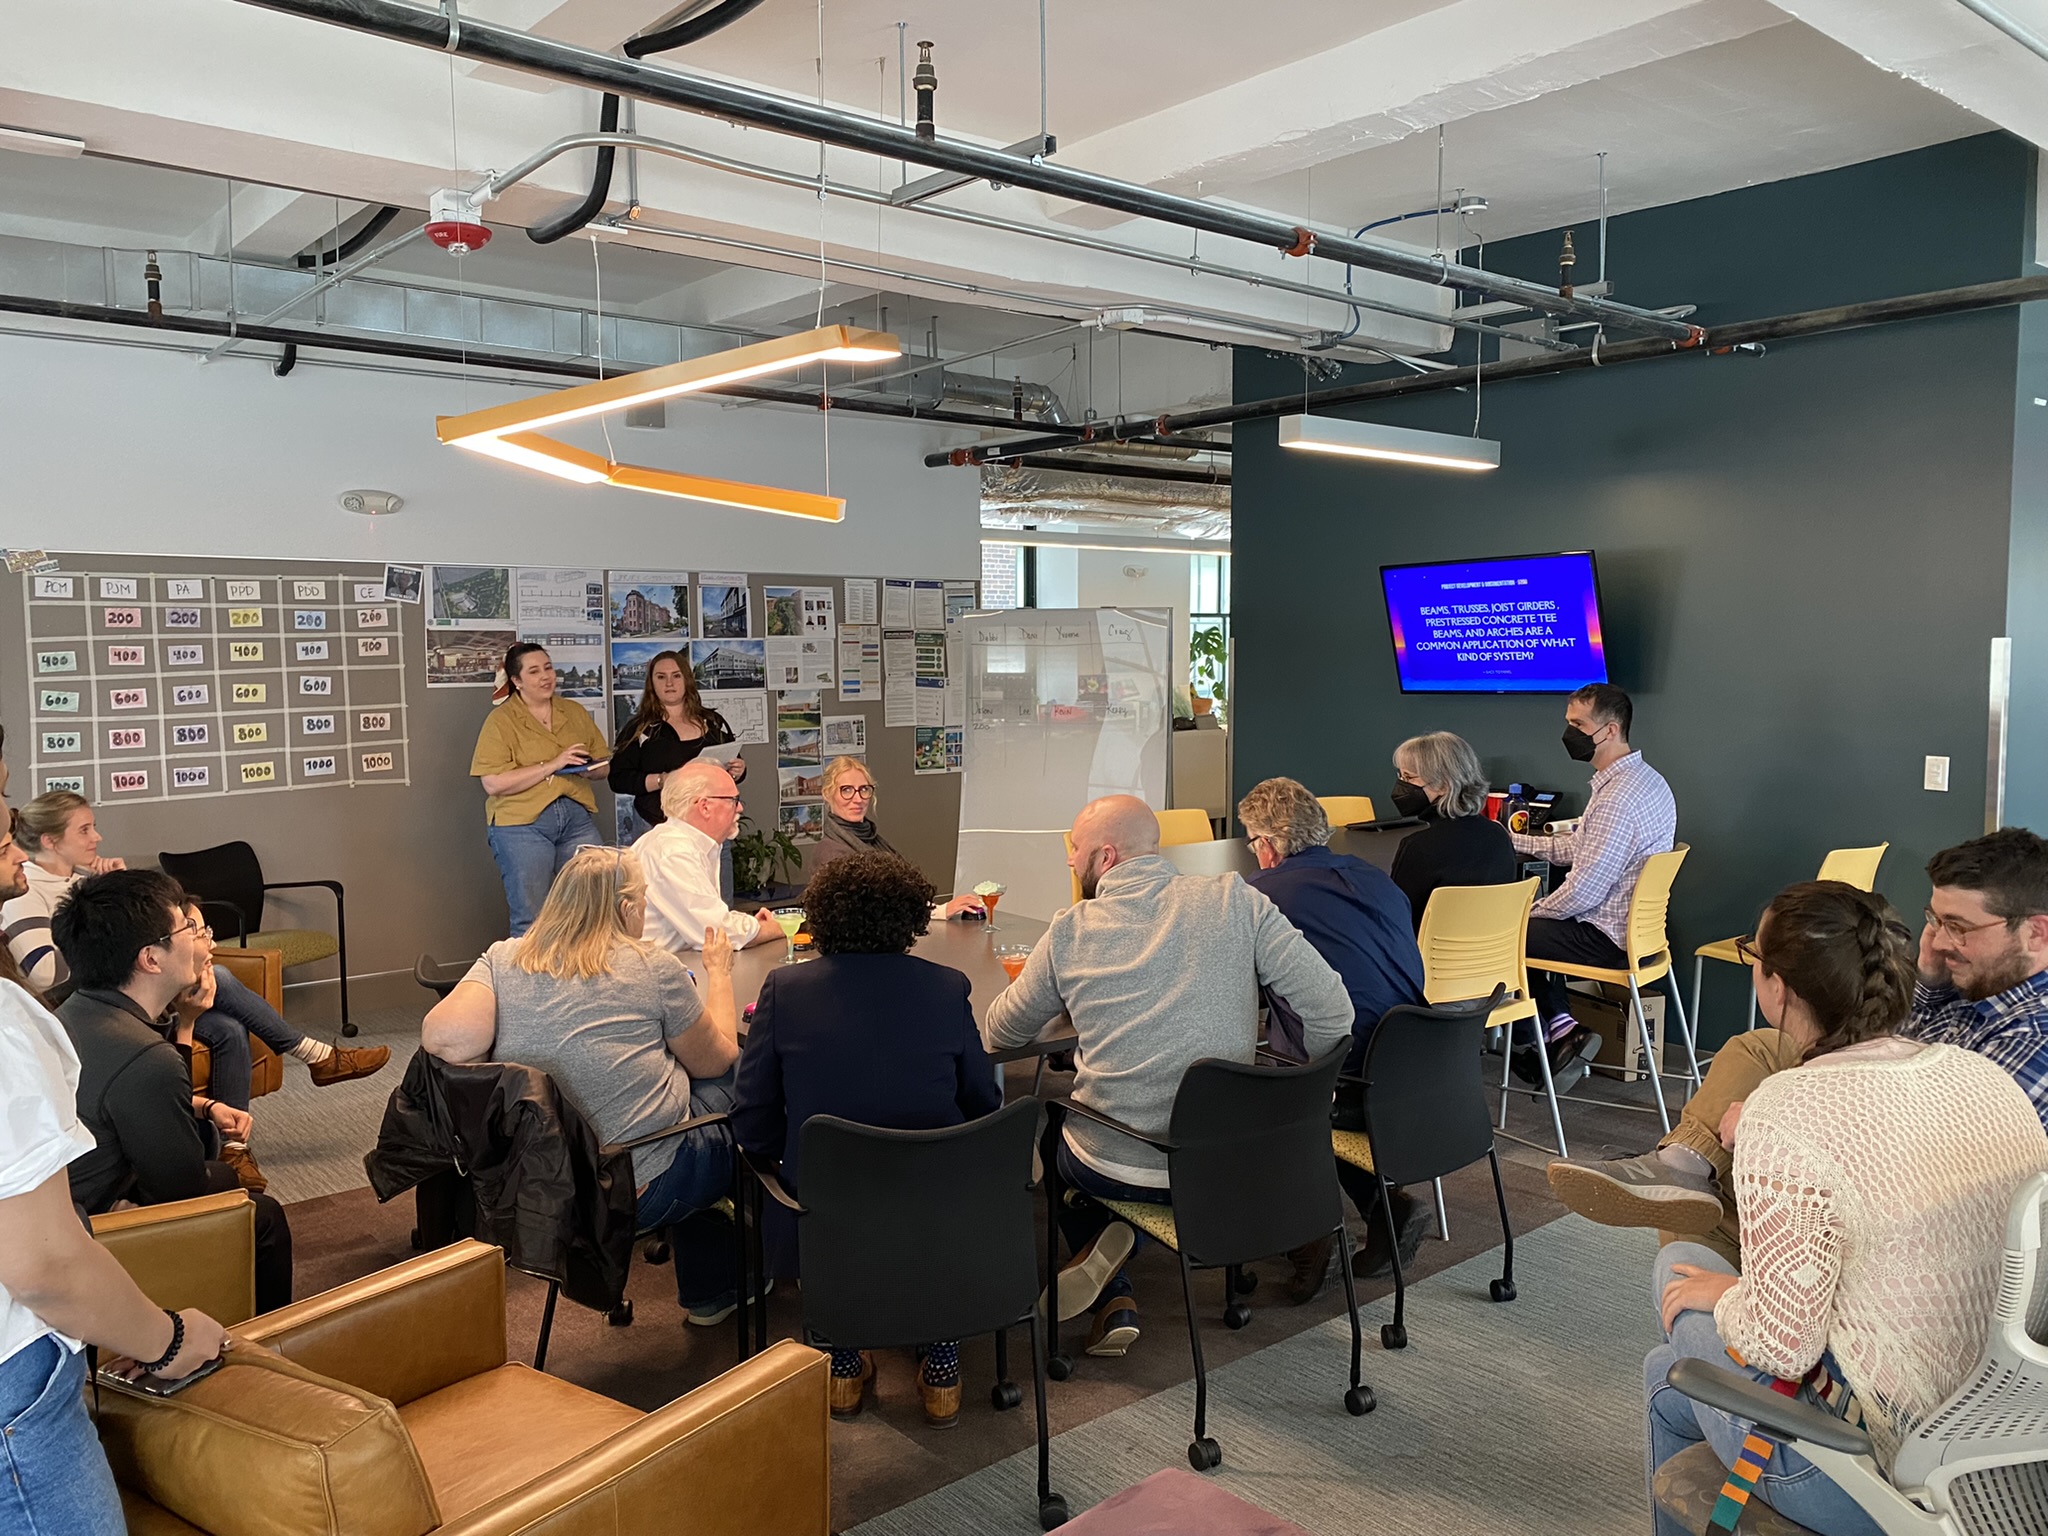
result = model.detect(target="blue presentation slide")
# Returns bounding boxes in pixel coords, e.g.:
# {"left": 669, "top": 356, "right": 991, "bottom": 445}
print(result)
{"left": 1381, "top": 552, "right": 1608, "bottom": 693}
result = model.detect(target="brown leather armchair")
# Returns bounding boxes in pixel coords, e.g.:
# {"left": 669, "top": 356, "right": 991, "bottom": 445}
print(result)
{"left": 91, "top": 1190, "right": 258, "bottom": 1327}
{"left": 188, "top": 945, "right": 286, "bottom": 1100}
{"left": 97, "top": 1239, "right": 831, "bottom": 1536}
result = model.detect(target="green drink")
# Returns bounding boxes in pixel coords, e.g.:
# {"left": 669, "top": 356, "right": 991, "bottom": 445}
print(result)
{"left": 773, "top": 907, "right": 805, "bottom": 963}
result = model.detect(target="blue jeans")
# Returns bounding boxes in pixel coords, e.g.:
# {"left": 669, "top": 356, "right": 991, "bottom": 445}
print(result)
{"left": 636, "top": 1070, "right": 737, "bottom": 1307}
{"left": 1646, "top": 1242, "right": 1883, "bottom": 1536}
{"left": 192, "top": 967, "right": 308, "bottom": 1111}
{"left": 0, "top": 1336, "right": 124, "bottom": 1536}
{"left": 486, "top": 797, "right": 602, "bottom": 937}
{"left": 1055, "top": 1139, "right": 1171, "bottom": 1301}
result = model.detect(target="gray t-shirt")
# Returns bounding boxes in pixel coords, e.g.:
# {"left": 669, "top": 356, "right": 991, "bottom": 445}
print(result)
{"left": 466, "top": 939, "right": 705, "bottom": 1187}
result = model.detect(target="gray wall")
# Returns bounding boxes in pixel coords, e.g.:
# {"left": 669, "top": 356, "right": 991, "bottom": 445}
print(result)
{"left": 1231, "top": 134, "right": 2035, "bottom": 1045}
{"left": 2, "top": 555, "right": 962, "bottom": 979}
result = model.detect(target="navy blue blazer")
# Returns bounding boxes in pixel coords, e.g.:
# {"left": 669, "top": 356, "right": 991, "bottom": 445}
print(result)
{"left": 732, "top": 951, "right": 1002, "bottom": 1273}
{"left": 1247, "top": 846, "right": 1426, "bottom": 1068}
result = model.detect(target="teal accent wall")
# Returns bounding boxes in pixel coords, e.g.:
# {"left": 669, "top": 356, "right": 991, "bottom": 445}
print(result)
{"left": 1232, "top": 135, "right": 2035, "bottom": 1044}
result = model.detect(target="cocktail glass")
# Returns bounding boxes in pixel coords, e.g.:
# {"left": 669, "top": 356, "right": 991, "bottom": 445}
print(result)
{"left": 995, "top": 943, "right": 1032, "bottom": 985}
{"left": 973, "top": 881, "right": 1007, "bottom": 932}
{"left": 772, "top": 906, "right": 805, "bottom": 963}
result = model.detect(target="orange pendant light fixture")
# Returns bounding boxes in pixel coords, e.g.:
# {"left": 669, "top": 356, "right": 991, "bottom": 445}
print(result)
{"left": 436, "top": 324, "right": 901, "bottom": 521}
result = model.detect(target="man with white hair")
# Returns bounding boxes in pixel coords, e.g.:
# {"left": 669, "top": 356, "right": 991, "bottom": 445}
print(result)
{"left": 637, "top": 762, "right": 782, "bottom": 952}
{"left": 984, "top": 794, "right": 1353, "bottom": 1357}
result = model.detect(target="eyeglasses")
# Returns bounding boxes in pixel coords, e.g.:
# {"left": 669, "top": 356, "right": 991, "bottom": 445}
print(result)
{"left": 153, "top": 917, "right": 205, "bottom": 948}
{"left": 1734, "top": 934, "right": 1762, "bottom": 966}
{"left": 833, "top": 784, "right": 874, "bottom": 799}
{"left": 1923, "top": 906, "right": 2011, "bottom": 942}
{"left": 703, "top": 794, "right": 742, "bottom": 807}
{"left": 1245, "top": 833, "right": 1272, "bottom": 853}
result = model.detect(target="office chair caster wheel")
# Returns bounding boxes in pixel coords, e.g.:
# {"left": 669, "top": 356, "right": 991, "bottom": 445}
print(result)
{"left": 1187, "top": 1437, "right": 1222, "bottom": 1472}
{"left": 1047, "top": 1353, "right": 1074, "bottom": 1382}
{"left": 608, "top": 1300, "right": 633, "bottom": 1327}
{"left": 1233, "top": 1269, "right": 1258, "bottom": 1295}
{"left": 1345, "top": 1385, "right": 1376, "bottom": 1416}
{"left": 643, "top": 1241, "right": 671, "bottom": 1266}
{"left": 1490, "top": 1278, "right": 1517, "bottom": 1303}
{"left": 341, "top": 1022, "right": 359, "bottom": 1038}
{"left": 1038, "top": 1495, "right": 1069, "bottom": 1529}
{"left": 1223, "top": 1302, "right": 1251, "bottom": 1330}
{"left": 1381, "top": 1322, "right": 1407, "bottom": 1351}
{"left": 991, "top": 1380, "right": 1023, "bottom": 1410}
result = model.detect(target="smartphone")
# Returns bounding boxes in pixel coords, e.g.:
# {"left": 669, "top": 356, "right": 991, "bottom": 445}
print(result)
{"left": 553, "top": 759, "right": 610, "bottom": 777}
{"left": 99, "top": 1354, "right": 226, "bottom": 1398}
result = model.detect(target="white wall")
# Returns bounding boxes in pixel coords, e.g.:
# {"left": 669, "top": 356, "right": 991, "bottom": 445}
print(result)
{"left": 0, "top": 329, "right": 981, "bottom": 575}
{"left": 1076, "top": 550, "right": 1190, "bottom": 701}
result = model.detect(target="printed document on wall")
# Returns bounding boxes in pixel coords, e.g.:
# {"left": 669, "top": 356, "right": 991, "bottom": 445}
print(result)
{"left": 883, "top": 630, "right": 916, "bottom": 727}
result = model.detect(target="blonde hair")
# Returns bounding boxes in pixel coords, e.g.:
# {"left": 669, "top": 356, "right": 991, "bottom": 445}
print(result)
{"left": 19, "top": 791, "right": 89, "bottom": 854}
{"left": 514, "top": 846, "right": 648, "bottom": 980}
{"left": 822, "top": 755, "right": 875, "bottom": 811}
{"left": 1235, "top": 777, "right": 1330, "bottom": 859}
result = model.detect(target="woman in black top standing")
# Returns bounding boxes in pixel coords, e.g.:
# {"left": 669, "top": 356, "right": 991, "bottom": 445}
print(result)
{"left": 609, "top": 650, "right": 747, "bottom": 827}
{"left": 1387, "top": 731, "right": 1518, "bottom": 931}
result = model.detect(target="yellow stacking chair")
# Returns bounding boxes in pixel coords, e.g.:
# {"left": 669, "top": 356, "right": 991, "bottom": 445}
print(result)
{"left": 1690, "top": 843, "right": 1888, "bottom": 1039}
{"left": 1155, "top": 807, "right": 1216, "bottom": 846}
{"left": 1521, "top": 845, "right": 1691, "bottom": 1157}
{"left": 1317, "top": 796, "right": 1377, "bottom": 828}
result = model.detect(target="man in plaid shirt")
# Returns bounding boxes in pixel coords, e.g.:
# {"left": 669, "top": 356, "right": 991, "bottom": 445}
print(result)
{"left": 1511, "top": 683, "right": 1676, "bottom": 1092}
{"left": 1549, "top": 827, "right": 2048, "bottom": 1261}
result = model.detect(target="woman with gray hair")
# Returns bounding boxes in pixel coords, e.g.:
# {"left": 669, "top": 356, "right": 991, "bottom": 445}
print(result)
{"left": 1387, "top": 731, "right": 1518, "bottom": 933}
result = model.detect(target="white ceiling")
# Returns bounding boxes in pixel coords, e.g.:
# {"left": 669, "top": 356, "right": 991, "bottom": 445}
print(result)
{"left": 2, "top": 0, "right": 2043, "bottom": 410}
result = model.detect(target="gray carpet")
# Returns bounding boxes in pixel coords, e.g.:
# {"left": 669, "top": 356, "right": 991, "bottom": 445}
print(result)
{"left": 850, "top": 1216, "right": 1661, "bottom": 1536}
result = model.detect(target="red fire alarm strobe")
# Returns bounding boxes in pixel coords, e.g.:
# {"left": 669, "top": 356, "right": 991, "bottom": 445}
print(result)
{"left": 425, "top": 188, "right": 490, "bottom": 255}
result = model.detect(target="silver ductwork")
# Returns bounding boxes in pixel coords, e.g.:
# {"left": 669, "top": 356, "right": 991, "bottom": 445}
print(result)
{"left": 980, "top": 462, "right": 1230, "bottom": 542}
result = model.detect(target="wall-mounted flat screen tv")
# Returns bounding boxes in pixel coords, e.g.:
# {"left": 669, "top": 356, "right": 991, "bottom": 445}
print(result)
{"left": 1380, "top": 551, "right": 1608, "bottom": 694}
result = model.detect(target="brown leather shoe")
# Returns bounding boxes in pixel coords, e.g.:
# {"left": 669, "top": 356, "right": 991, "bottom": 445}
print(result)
{"left": 308, "top": 1044, "right": 391, "bottom": 1087}
{"left": 1085, "top": 1294, "right": 1141, "bottom": 1357}
{"left": 918, "top": 1358, "right": 961, "bottom": 1429}
{"left": 829, "top": 1352, "right": 874, "bottom": 1419}
{"left": 218, "top": 1143, "right": 267, "bottom": 1193}
{"left": 1282, "top": 1234, "right": 1335, "bottom": 1305}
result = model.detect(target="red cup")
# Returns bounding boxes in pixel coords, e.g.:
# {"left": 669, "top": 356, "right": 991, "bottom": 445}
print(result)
{"left": 1484, "top": 791, "right": 1507, "bottom": 821}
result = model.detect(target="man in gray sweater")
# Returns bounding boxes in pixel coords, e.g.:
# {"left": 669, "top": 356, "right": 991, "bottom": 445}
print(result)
{"left": 984, "top": 795, "right": 1353, "bottom": 1356}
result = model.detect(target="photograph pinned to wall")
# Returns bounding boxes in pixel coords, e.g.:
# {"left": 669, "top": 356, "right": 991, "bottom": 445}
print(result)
{"left": 913, "top": 726, "right": 948, "bottom": 774}
{"left": 383, "top": 564, "right": 423, "bottom": 603}
{"left": 945, "top": 726, "right": 964, "bottom": 771}
{"left": 698, "top": 574, "right": 751, "bottom": 639}
{"left": 690, "top": 637, "right": 766, "bottom": 692}
{"left": 776, "top": 690, "right": 823, "bottom": 726}
{"left": 427, "top": 565, "right": 511, "bottom": 627}
{"left": 426, "top": 628, "right": 515, "bottom": 687}
{"left": 609, "top": 570, "right": 689, "bottom": 640}
{"left": 779, "top": 763, "right": 825, "bottom": 801}
{"left": 778, "top": 727, "right": 822, "bottom": 765}
{"left": 822, "top": 714, "right": 866, "bottom": 755}
{"left": 763, "top": 586, "right": 804, "bottom": 637}
{"left": 779, "top": 803, "right": 826, "bottom": 841}
{"left": 717, "top": 690, "right": 770, "bottom": 745}
{"left": 943, "top": 580, "right": 978, "bottom": 626}
{"left": 610, "top": 692, "right": 640, "bottom": 738}
{"left": 519, "top": 631, "right": 605, "bottom": 697}
{"left": 610, "top": 638, "right": 677, "bottom": 695}
{"left": 4, "top": 549, "right": 59, "bottom": 575}
{"left": 516, "top": 568, "right": 605, "bottom": 628}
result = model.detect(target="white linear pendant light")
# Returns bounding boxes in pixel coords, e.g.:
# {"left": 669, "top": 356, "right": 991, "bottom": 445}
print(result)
{"left": 1277, "top": 413, "right": 1500, "bottom": 472}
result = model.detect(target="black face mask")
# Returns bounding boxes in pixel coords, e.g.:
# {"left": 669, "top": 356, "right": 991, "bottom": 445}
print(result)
{"left": 1390, "top": 781, "right": 1433, "bottom": 819}
{"left": 1562, "top": 724, "right": 1599, "bottom": 762}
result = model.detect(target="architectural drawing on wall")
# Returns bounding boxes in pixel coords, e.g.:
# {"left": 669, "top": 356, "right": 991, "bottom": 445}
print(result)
{"left": 691, "top": 639, "right": 766, "bottom": 692}
{"left": 608, "top": 571, "right": 689, "bottom": 640}
{"left": 427, "top": 565, "right": 511, "bottom": 627}
{"left": 24, "top": 571, "right": 411, "bottom": 801}
{"left": 426, "top": 629, "right": 513, "bottom": 687}
{"left": 698, "top": 574, "right": 751, "bottom": 639}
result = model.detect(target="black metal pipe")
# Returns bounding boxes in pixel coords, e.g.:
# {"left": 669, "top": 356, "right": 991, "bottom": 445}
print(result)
{"left": 0, "top": 290, "right": 1084, "bottom": 433}
{"left": 296, "top": 204, "right": 400, "bottom": 267}
{"left": 925, "top": 271, "right": 2048, "bottom": 466}
{"left": 529, "top": 0, "right": 767, "bottom": 246}
{"left": 1004, "top": 454, "right": 1230, "bottom": 486}
{"left": 228, "top": 0, "right": 1697, "bottom": 341}
{"left": 274, "top": 342, "right": 298, "bottom": 376}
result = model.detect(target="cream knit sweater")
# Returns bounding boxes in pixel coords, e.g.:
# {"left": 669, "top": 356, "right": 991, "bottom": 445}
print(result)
{"left": 1715, "top": 1039, "right": 2048, "bottom": 1469}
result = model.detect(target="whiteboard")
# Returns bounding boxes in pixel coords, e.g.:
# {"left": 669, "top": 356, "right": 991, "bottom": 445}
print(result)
{"left": 952, "top": 607, "right": 1173, "bottom": 922}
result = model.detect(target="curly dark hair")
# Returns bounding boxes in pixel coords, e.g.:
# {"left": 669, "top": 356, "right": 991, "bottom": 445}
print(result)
{"left": 1755, "top": 880, "right": 1915, "bottom": 1062}
{"left": 802, "top": 851, "right": 935, "bottom": 955}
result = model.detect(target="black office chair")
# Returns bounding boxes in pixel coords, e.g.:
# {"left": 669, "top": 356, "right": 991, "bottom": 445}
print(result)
{"left": 412, "top": 952, "right": 472, "bottom": 1000}
{"left": 1044, "top": 1044, "right": 1372, "bottom": 1473}
{"left": 160, "top": 840, "right": 355, "bottom": 1035}
{"left": 1334, "top": 989, "right": 1517, "bottom": 1352}
{"left": 739, "top": 1099, "right": 1068, "bottom": 1530}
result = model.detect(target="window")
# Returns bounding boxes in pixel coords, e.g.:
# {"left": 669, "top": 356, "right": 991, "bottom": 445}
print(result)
{"left": 1190, "top": 553, "right": 1231, "bottom": 703}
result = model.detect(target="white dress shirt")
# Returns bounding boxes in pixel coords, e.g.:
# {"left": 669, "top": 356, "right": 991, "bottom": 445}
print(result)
{"left": 639, "top": 819, "right": 758, "bottom": 951}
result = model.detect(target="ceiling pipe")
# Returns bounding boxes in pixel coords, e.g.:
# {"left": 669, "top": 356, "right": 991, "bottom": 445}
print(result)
{"left": 0, "top": 290, "right": 1082, "bottom": 434}
{"left": 924, "top": 271, "right": 2048, "bottom": 466}
{"left": 229, "top": 0, "right": 1699, "bottom": 343}
{"left": 296, "top": 203, "right": 400, "bottom": 267}
{"left": 481, "top": 129, "right": 1571, "bottom": 354}
{"left": 1007, "top": 453, "right": 1228, "bottom": 485}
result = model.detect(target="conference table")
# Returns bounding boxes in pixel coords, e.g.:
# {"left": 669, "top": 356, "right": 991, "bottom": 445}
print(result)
{"left": 1158, "top": 821, "right": 1424, "bottom": 880}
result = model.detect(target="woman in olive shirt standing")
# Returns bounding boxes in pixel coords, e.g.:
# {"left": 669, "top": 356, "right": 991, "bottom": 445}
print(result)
{"left": 471, "top": 642, "right": 611, "bottom": 937}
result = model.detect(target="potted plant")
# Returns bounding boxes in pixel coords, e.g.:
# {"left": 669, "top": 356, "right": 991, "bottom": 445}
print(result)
{"left": 730, "top": 813, "right": 804, "bottom": 899}
{"left": 1189, "top": 624, "right": 1228, "bottom": 722}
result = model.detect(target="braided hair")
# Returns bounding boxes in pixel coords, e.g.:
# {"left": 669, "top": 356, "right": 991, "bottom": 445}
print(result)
{"left": 1754, "top": 880, "right": 1916, "bottom": 1061}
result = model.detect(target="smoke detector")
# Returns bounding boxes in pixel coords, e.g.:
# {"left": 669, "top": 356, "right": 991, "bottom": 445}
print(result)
{"left": 339, "top": 490, "right": 404, "bottom": 517}
{"left": 425, "top": 188, "right": 490, "bottom": 255}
